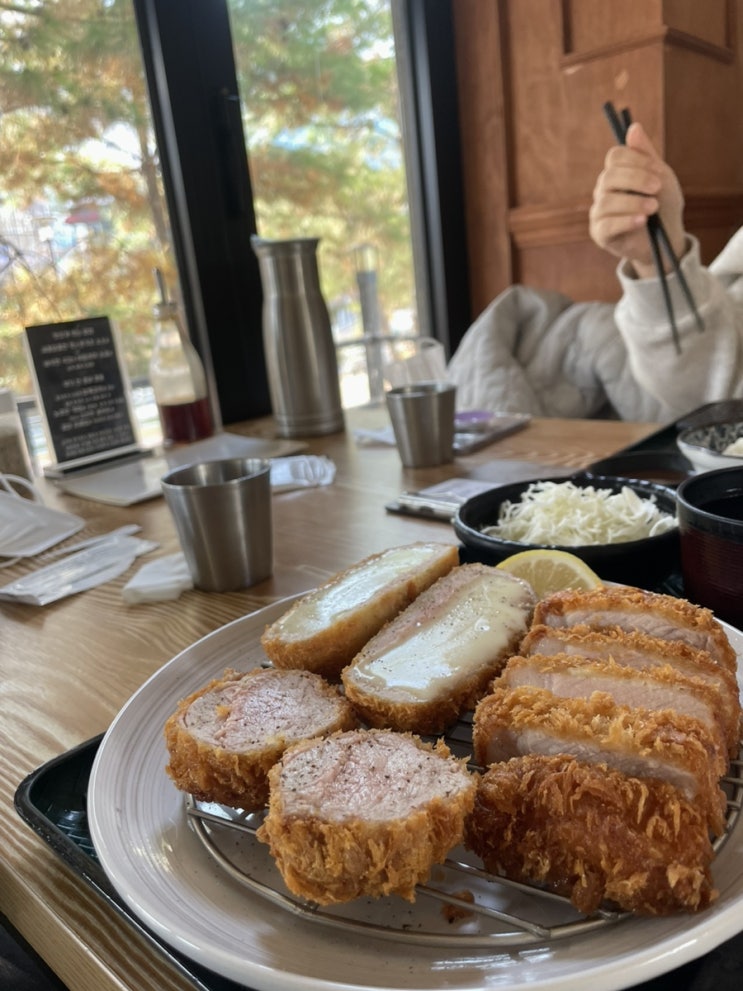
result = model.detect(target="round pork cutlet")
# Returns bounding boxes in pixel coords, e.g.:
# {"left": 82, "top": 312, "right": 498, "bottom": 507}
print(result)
{"left": 257, "top": 727, "right": 476, "bottom": 905}
{"left": 164, "top": 667, "right": 359, "bottom": 810}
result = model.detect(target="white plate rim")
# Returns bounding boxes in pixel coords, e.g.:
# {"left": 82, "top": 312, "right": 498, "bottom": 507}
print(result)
{"left": 88, "top": 598, "right": 743, "bottom": 991}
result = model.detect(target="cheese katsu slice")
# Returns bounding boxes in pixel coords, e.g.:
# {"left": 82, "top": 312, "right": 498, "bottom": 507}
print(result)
{"left": 342, "top": 564, "right": 536, "bottom": 734}
{"left": 261, "top": 542, "right": 459, "bottom": 680}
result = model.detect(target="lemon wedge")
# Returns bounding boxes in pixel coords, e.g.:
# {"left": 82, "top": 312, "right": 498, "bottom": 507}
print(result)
{"left": 495, "top": 549, "right": 603, "bottom": 598}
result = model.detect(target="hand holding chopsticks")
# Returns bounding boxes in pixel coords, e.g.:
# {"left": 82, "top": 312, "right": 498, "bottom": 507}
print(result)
{"left": 602, "top": 102, "right": 705, "bottom": 354}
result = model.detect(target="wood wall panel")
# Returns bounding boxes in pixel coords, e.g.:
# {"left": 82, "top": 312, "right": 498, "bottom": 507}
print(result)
{"left": 663, "top": 0, "right": 734, "bottom": 55}
{"left": 453, "top": 0, "right": 743, "bottom": 317}
{"left": 562, "top": 0, "right": 662, "bottom": 60}
{"left": 451, "top": 1, "right": 512, "bottom": 317}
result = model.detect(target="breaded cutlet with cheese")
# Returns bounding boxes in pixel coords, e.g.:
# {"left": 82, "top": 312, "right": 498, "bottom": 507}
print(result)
{"left": 342, "top": 564, "right": 536, "bottom": 735}
{"left": 261, "top": 542, "right": 459, "bottom": 680}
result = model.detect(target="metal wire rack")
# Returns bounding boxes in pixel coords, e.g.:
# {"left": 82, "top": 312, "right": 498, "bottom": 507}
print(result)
{"left": 185, "top": 738, "right": 743, "bottom": 950}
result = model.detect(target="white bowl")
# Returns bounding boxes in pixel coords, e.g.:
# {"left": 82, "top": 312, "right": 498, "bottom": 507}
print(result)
{"left": 677, "top": 420, "right": 743, "bottom": 473}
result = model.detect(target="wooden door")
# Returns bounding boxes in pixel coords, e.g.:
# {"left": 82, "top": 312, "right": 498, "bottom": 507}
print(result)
{"left": 453, "top": 0, "right": 743, "bottom": 316}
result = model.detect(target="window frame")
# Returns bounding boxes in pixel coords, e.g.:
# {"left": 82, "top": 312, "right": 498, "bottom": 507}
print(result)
{"left": 133, "top": 0, "right": 470, "bottom": 425}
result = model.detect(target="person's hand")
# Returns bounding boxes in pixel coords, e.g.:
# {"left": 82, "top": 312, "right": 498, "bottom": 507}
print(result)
{"left": 589, "top": 122, "right": 686, "bottom": 278}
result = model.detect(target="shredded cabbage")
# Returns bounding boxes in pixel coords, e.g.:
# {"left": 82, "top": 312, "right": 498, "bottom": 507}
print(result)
{"left": 482, "top": 480, "right": 677, "bottom": 546}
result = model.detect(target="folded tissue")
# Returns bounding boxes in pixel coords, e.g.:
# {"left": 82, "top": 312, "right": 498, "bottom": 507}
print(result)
{"left": 122, "top": 552, "right": 193, "bottom": 604}
{"left": 270, "top": 455, "right": 336, "bottom": 491}
{"left": 0, "top": 532, "right": 158, "bottom": 606}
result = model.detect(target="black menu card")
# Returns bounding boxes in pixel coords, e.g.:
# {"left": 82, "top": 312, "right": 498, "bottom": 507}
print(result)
{"left": 25, "top": 316, "right": 144, "bottom": 474}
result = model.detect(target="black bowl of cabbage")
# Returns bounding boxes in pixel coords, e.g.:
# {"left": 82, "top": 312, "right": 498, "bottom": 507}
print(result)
{"left": 453, "top": 472, "right": 680, "bottom": 587}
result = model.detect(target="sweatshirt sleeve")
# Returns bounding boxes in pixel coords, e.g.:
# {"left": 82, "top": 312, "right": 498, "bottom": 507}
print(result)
{"left": 613, "top": 235, "right": 743, "bottom": 416}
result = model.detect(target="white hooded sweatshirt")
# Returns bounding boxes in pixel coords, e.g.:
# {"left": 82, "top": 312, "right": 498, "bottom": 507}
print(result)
{"left": 447, "top": 234, "right": 743, "bottom": 423}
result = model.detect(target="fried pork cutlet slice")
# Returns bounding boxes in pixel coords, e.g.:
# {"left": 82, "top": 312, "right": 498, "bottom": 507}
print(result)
{"left": 465, "top": 754, "right": 717, "bottom": 916}
{"left": 342, "top": 564, "right": 536, "bottom": 735}
{"left": 520, "top": 625, "right": 741, "bottom": 755}
{"left": 473, "top": 685, "right": 728, "bottom": 835}
{"left": 261, "top": 542, "right": 459, "bottom": 680}
{"left": 532, "top": 587, "right": 737, "bottom": 673}
{"left": 500, "top": 652, "right": 736, "bottom": 757}
{"left": 164, "top": 668, "right": 359, "bottom": 810}
{"left": 257, "top": 729, "right": 476, "bottom": 905}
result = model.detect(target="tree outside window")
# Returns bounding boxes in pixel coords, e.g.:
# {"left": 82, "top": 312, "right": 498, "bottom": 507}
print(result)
{"left": 0, "top": 0, "right": 418, "bottom": 410}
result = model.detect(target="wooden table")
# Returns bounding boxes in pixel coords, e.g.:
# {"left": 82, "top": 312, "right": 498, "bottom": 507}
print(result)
{"left": 0, "top": 409, "right": 661, "bottom": 991}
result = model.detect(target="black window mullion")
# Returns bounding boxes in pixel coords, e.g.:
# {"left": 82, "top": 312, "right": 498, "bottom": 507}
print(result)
{"left": 132, "top": 0, "right": 270, "bottom": 425}
{"left": 132, "top": 0, "right": 468, "bottom": 425}
{"left": 395, "top": 0, "right": 471, "bottom": 356}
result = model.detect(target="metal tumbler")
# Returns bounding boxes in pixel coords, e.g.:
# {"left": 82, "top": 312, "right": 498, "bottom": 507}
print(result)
{"left": 161, "top": 457, "right": 272, "bottom": 592}
{"left": 252, "top": 236, "right": 344, "bottom": 438}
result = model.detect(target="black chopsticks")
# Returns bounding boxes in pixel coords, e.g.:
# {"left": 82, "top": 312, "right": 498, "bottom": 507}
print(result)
{"left": 602, "top": 101, "right": 704, "bottom": 354}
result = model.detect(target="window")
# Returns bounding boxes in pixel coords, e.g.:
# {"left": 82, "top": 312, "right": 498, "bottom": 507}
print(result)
{"left": 0, "top": 0, "right": 175, "bottom": 423}
{"left": 1, "top": 0, "right": 469, "bottom": 429}
{"left": 229, "top": 0, "right": 418, "bottom": 408}
{"left": 138, "top": 0, "right": 470, "bottom": 424}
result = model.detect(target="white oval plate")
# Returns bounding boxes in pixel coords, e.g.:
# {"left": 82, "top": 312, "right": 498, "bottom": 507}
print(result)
{"left": 88, "top": 599, "right": 743, "bottom": 991}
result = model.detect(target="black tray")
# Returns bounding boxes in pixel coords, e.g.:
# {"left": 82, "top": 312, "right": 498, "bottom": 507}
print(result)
{"left": 14, "top": 732, "right": 743, "bottom": 991}
{"left": 14, "top": 736, "right": 249, "bottom": 991}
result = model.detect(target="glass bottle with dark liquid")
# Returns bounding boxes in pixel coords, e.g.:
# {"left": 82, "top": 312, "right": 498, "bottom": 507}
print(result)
{"left": 149, "top": 271, "right": 214, "bottom": 445}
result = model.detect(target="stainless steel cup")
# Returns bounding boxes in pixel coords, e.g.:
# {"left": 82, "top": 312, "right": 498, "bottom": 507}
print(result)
{"left": 161, "top": 457, "right": 272, "bottom": 592}
{"left": 385, "top": 381, "right": 456, "bottom": 468}
{"left": 252, "top": 236, "right": 345, "bottom": 438}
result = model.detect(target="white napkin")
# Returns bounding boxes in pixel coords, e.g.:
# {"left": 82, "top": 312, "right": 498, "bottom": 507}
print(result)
{"left": 0, "top": 480, "right": 84, "bottom": 561}
{"left": 0, "top": 533, "right": 158, "bottom": 606}
{"left": 270, "top": 455, "right": 336, "bottom": 491}
{"left": 122, "top": 552, "right": 193, "bottom": 604}
{"left": 353, "top": 426, "right": 396, "bottom": 447}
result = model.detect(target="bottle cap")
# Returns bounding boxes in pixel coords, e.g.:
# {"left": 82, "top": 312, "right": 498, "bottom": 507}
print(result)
{"left": 153, "top": 268, "right": 181, "bottom": 321}
{"left": 153, "top": 300, "right": 179, "bottom": 320}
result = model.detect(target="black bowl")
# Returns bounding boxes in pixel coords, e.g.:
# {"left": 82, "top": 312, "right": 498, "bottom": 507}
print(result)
{"left": 453, "top": 473, "right": 680, "bottom": 587}
{"left": 586, "top": 450, "right": 693, "bottom": 487}
{"left": 676, "top": 466, "right": 743, "bottom": 626}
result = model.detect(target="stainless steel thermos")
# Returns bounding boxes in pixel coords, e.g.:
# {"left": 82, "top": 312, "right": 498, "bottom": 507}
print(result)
{"left": 251, "top": 236, "right": 344, "bottom": 437}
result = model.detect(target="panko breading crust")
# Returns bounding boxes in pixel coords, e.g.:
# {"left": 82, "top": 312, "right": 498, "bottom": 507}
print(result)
{"left": 257, "top": 729, "right": 476, "bottom": 905}
{"left": 164, "top": 667, "right": 358, "bottom": 810}
{"left": 473, "top": 685, "right": 728, "bottom": 835}
{"left": 465, "top": 754, "right": 718, "bottom": 915}
{"left": 500, "top": 651, "right": 738, "bottom": 756}
{"left": 532, "top": 587, "right": 737, "bottom": 672}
